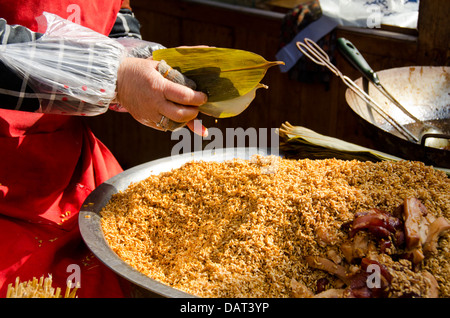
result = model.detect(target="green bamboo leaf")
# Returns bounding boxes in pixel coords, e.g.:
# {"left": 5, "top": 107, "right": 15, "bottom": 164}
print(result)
{"left": 152, "top": 47, "right": 284, "bottom": 102}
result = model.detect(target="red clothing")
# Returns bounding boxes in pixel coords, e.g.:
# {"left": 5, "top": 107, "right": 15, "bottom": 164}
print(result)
{"left": 1, "top": 0, "right": 121, "bottom": 34}
{"left": 0, "top": 0, "right": 128, "bottom": 297}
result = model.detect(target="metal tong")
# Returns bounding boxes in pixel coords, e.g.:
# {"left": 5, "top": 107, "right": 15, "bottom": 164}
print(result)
{"left": 296, "top": 38, "right": 419, "bottom": 143}
{"left": 336, "top": 38, "right": 450, "bottom": 148}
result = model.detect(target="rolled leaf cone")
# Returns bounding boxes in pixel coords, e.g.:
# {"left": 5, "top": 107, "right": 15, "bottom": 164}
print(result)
{"left": 199, "top": 83, "right": 268, "bottom": 118}
{"left": 152, "top": 47, "right": 284, "bottom": 102}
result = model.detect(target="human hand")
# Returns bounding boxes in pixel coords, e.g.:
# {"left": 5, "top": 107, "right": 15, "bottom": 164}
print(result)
{"left": 115, "top": 57, "right": 208, "bottom": 136}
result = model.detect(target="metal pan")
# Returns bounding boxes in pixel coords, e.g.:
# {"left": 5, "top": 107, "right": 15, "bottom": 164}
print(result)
{"left": 78, "top": 147, "right": 275, "bottom": 298}
{"left": 345, "top": 66, "right": 450, "bottom": 168}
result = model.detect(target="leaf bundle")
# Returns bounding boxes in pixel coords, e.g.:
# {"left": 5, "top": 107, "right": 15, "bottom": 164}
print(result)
{"left": 279, "top": 122, "right": 402, "bottom": 162}
{"left": 278, "top": 122, "right": 450, "bottom": 175}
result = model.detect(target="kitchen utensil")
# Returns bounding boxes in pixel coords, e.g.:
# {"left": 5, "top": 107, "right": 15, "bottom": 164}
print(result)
{"left": 296, "top": 38, "right": 449, "bottom": 168}
{"left": 296, "top": 38, "right": 418, "bottom": 143}
{"left": 337, "top": 37, "right": 449, "bottom": 149}
{"left": 345, "top": 65, "right": 449, "bottom": 168}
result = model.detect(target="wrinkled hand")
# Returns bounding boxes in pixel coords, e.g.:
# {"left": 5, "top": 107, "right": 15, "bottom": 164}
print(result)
{"left": 115, "top": 57, "right": 208, "bottom": 136}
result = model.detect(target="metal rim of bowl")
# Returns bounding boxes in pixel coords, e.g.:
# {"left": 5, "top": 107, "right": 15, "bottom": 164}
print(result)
{"left": 78, "top": 147, "right": 276, "bottom": 298}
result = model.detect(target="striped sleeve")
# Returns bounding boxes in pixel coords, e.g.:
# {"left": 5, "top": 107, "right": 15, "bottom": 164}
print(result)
{"left": 0, "top": 19, "right": 43, "bottom": 43}
{"left": 0, "top": 14, "right": 123, "bottom": 115}
{"left": 0, "top": 19, "right": 43, "bottom": 111}
{"left": 0, "top": 6, "right": 144, "bottom": 114}
{"left": 108, "top": 9, "right": 142, "bottom": 39}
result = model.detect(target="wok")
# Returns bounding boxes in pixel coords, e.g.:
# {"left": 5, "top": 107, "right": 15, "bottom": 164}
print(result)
{"left": 345, "top": 66, "right": 449, "bottom": 168}
{"left": 78, "top": 147, "right": 275, "bottom": 298}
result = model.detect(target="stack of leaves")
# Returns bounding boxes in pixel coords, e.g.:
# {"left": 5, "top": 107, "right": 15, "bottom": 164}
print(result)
{"left": 6, "top": 275, "right": 79, "bottom": 298}
{"left": 153, "top": 47, "right": 284, "bottom": 118}
{"left": 279, "top": 121, "right": 403, "bottom": 162}
{"left": 279, "top": 122, "right": 450, "bottom": 175}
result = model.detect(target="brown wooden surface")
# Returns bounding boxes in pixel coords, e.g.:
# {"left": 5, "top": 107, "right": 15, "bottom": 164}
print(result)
{"left": 417, "top": 0, "right": 450, "bottom": 65}
{"left": 84, "top": 0, "right": 449, "bottom": 169}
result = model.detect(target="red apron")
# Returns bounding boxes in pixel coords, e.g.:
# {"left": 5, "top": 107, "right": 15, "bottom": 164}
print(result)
{"left": 0, "top": 1, "right": 128, "bottom": 297}
{"left": 1, "top": 0, "right": 121, "bottom": 34}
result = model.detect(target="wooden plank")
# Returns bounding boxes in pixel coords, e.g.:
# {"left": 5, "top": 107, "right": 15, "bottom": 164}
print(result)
{"left": 181, "top": 19, "right": 234, "bottom": 47}
{"left": 335, "top": 27, "right": 418, "bottom": 64}
{"left": 135, "top": 11, "right": 182, "bottom": 47}
{"left": 265, "top": 0, "right": 311, "bottom": 13}
{"left": 132, "top": 0, "right": 283, "bottom": 37}
{"left": 417, "top": 0, "right": 450, "bottom": 65}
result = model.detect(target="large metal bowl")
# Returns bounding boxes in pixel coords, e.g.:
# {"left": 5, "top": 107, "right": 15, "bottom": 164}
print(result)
{"left": 79, "top": 147, "right": 276, "bottom": 298}
{"left": 345, "top": 66, "right": 450, "bottom": 168}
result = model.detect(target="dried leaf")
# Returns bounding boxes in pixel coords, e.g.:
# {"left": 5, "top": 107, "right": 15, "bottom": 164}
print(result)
{"left": 279, "top": 122, "right": 402, "bottom": 162}
{"left": 278, "top": 122, "right": 450, "bottom": 175}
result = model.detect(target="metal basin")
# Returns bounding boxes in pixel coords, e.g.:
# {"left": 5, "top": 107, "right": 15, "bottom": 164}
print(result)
{"left": 79, "top": 147, "right": 275, "bottom": 298}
